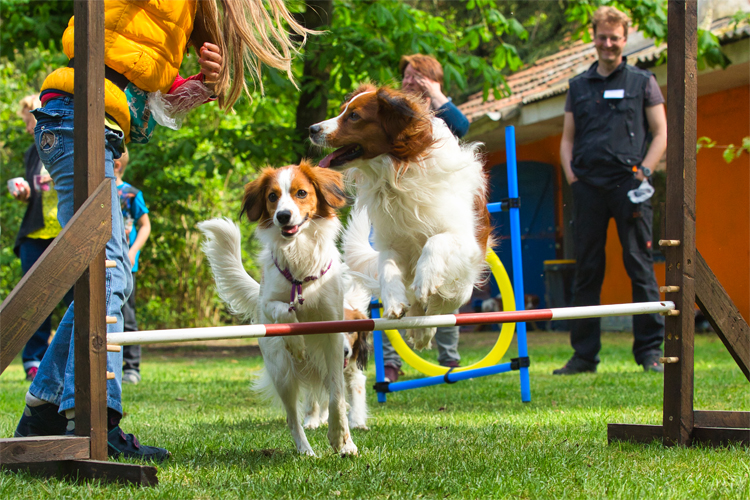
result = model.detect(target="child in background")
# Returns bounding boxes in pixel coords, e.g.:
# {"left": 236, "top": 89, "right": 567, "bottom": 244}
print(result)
{"left": 114, "top": 149, "right": 150, "bottom": 385}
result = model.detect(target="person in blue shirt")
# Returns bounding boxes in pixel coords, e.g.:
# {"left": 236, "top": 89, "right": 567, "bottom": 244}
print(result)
{"left": 380, "top": 54, "right": 470, "bottom": 383}
{"left": 113, "top": 148, "right": 151, "bottom": 385}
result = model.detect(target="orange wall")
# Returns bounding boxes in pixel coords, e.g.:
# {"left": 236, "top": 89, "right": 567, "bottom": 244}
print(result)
{"left": 486, "top": 85, "right": 750, "bottom": 320}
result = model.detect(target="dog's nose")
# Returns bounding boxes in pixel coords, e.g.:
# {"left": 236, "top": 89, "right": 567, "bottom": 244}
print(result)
{"left": 276, "top": 210, "right": 292, "bottom": 225}
{"left": 309, "top": 124, "right": 321, "bottom": 135}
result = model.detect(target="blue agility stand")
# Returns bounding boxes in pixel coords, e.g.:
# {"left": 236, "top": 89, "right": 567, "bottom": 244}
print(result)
{"left": 373, "top": 126, "right": 531, "bottom": 403}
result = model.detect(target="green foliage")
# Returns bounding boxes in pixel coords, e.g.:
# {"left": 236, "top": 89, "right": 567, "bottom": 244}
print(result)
{"left": 696, "top": 136, "right": 750, "bottom": 163}
{"left": 1, "top": 333, "right": 748, "bottom": 498}
{"left": 0, "top": 0, "right": 73, "bottom": 60}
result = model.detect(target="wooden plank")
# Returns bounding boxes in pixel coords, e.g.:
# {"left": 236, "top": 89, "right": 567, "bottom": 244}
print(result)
{"left": 695, "top": 252, "right": 750, "bottom": 381}
{"left": 0, "top": 436, "right": 89, "bottom": 464}
{"left": 0, "top": 181, "right": 111, "bottom": 374}
{"left": 73, "top": 0, "right": 108, "bottom": 462}
{"left": 692, "top": 427, "right": 750, "bottom": 447}
{"left": 607, "top": 424, "right": 663, "bottom": 445}
{"left": 662, "top": 0, "right": 698, "bottom": 447}
{"left": 694, "top": 411, "right": 750, "bottom": 429}
{"left": 2, "top": 460, "right": 158, "bottom": 486}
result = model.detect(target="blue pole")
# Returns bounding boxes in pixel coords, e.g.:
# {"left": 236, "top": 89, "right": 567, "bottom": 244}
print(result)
{"left": 371, "top": 302, "right": 387, "bottom": 403}
{"left": 385, "top": 363, "right": 514, "bottom": 393}
{"left": 505, "top": 126, "right": 531, "bottom": 403}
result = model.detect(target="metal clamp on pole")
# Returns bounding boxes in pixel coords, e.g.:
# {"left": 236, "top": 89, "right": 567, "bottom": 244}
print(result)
{"left": 500, "top": 197, "right": 521, "bottom": 211}
{"left": 510, "top": 357, "right": 530, "bottom": 371}
{"left": 373, "top": 381, "right": 391, "bottom": 394}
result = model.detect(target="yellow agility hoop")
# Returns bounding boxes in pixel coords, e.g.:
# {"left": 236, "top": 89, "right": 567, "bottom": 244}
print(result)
{"left": 383, "top": 248, "right": 516, "bottom": 376}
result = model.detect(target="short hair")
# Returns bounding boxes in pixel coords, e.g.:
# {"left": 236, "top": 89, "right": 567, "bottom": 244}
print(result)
{"left": 592, "top": 6, "right": 630, "bottom": 37}
{"left": 399, "top": 54, "right": 444, "bottom": 86}
{"left": 17, "top": 95, "right": 41, "bottom": 117}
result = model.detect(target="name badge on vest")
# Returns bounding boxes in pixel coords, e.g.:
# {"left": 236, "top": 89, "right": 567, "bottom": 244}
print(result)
{"left": 603, "top": 89, "right": 625, "bottom": 99}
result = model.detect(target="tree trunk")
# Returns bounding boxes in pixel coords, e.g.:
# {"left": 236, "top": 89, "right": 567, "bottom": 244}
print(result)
{"left": 295, "top": 0, "right": 334, "bottom": 162}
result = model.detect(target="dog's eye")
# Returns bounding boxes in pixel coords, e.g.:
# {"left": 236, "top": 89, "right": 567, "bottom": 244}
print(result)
{"left": 296, "top": 190, "right": 307, "bottom": 199}
{"left": 349, "top": 112, "right": 360, "bottom": 121}
{"left": 268, "top": 192, "right": 278, "bottom": 202}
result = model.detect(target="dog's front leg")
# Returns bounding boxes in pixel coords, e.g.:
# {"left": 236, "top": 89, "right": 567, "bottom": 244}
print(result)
{"left": 321, "top": 334, "right": 358, "bottom": 456}
{"left": 379, "top": 251, "right": 409, "bottom": 319}
{"left": 345, "top": 369, "right": 369, "bottom": 430}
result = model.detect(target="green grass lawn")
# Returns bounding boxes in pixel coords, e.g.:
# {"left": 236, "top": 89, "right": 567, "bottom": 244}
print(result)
{"left": 1, "top": 330, "right": 748, "bottom": 499}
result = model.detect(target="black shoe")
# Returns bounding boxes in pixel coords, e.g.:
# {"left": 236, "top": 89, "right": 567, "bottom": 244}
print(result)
{"left": 384, "top": 365, "right": 400, "bottom": 383}
{"left": 14, "top": 402, "right": 68, "bottom": 437}
{"left": 107, "top": 426, "right": 171, "bottom": 462}
{"left": 641, "top": 355, "right": 664, "bottom": 373}
{"left": 552, "top": 357, "right": 597, "bottom": 375}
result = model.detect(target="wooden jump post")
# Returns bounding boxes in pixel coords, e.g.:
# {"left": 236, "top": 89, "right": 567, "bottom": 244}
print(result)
{"left": 0, "top": 1, "right": 157, "bottom": 485}
{"left": 607, "top": 0, "right": 749, "bottom": 447}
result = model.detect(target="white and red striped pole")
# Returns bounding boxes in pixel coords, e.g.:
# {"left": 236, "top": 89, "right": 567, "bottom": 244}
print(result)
{"left": 107, "top": 301, "right": 675, "bottom": 346}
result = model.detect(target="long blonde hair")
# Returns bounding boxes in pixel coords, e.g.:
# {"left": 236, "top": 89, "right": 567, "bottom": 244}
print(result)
{"left": 193, "top": 0, "right": 315, "bottom": 109}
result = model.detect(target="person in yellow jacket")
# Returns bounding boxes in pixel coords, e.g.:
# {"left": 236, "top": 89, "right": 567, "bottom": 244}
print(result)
{"left": 15, "top": 0, "right": 313, "bottom": 462}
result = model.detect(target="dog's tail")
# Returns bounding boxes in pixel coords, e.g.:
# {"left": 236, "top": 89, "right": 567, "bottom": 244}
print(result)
{"left": 342, "top": 207, "right": 380, "bottom": 293}
{"left": 197, "top": 218, "right": 260, "bottom": 322}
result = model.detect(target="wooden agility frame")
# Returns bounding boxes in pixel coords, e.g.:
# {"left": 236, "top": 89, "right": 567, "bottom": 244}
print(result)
{"left": 607, "top": 0, "right": 749, "bottom": 447}
{"left": 0, "top": 0, "right": 746, "bottom": 487}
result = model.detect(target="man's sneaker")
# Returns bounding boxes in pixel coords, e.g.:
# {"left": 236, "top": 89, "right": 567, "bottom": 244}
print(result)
{"left": 384, "top": 365, "right": 400, "bottom": 383}
{"left": 641, "top": 355, "right": 664, "bottom": 373}
{"left": 25, "top": 367, "right": 38, "bottom": 382}
{"left": 14, "top": 402, "right": 67, "bottom": 437}
{"left": 107, "top": 426, "right": 171, "bottom": 462}
{"left": 122, "top": 369, "right": 141, "bottom": 385}
{"left": 552, "top": 357, "right": 597, "bottom": 375}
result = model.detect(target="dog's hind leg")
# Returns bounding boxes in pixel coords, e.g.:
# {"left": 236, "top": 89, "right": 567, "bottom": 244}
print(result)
{"left": 315, "top": 334, "right": 358, "bottom": 456}
{"left": 262, "top": 344, "right": 315, "bottom": 456}
{"left": 303, "top": 385, "right": 329, "bottom": 429}
{"left": 405, "top": 301, "right": 436, "bottom": 351}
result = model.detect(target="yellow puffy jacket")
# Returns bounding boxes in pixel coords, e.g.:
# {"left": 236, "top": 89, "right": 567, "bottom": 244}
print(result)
{"left": 41, "top": 0, "right": 197, "bottom": 143}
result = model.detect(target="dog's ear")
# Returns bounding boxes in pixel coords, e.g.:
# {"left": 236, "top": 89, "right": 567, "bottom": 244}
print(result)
{"left": 355, "top": 330, "right": 369, "bottom": 370}
{"left": 240, "top": 168, "right": 273, "bottom": 223}
{"left": 301, "top": 160, "right": 350, "bottom": 211}
{"left": 376, "top": 87, "right": 434, "bottom": 164}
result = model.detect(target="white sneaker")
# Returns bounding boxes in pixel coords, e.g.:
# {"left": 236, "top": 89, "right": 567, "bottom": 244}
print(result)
{"left": 122, "top": 369, "right": 141, "bottom": 385}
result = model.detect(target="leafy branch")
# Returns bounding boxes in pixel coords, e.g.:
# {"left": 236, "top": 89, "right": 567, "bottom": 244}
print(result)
{"left": 697, "top": 136, "right": 750, "bottom": 163}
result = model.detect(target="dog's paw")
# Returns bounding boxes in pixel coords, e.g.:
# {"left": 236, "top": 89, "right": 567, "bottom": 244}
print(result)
{"left": 303, "top": 417, "right": 321, "bottom": 430}
{"left": 297, "top": 445, "right": 317, "bottom": 457}
{"left": 338, "top": 438, "right": 359, "bottom": 457}
{"left": 349, "top": 420, "right": 369, "bottom": 431}
{"left": 412, "top": 270, "right": 443, "bottom": 305}
{"left": 383, "top": 297, "right": 409, "bottom": 319}
{"left": 274, "top": 308, "right": 298, "bottom": 325}
{"left": 408, "top": 327, "right": 436, "bottom": 350}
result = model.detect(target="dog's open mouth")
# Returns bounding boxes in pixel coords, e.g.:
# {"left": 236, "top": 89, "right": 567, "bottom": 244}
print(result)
{"left": 343, "top": 358, "right": 349, "bottom": 368}
{"left": 281, "top": 225, "right": 300, "bottom": 237}
{"left": 319, "top": 144, "right": 364, "bottom": 169}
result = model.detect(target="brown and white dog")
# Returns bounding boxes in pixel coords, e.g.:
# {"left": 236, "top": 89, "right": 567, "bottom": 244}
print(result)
{"left": 198, "top": 161, "right": 359, "bottom": 456}
{"left": 309, "top": 84, "right": 493, "bottom": 350}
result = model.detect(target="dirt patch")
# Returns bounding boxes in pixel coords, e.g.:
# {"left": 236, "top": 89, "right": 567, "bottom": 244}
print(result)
{"left": 143, "top": 340, "right": 261, "bottom": 359}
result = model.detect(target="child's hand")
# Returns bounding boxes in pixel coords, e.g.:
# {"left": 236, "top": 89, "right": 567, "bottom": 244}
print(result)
{"left": 198, "top": 42, "right": 222, "bottom": 84}
{"left": 128, "top": 248, "right": 137, "bottom": 266}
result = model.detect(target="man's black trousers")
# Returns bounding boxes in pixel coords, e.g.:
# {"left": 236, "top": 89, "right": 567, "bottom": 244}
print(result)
{"left": 570, "top": 178, "right": 664, "bottom": 366}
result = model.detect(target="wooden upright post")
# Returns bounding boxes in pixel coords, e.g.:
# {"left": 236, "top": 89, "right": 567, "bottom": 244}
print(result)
{"left": 662, "top": 0, "right": 697, "bottom": 447}
{"left": 72, "top": 0, "right": 109, "bottom": 461}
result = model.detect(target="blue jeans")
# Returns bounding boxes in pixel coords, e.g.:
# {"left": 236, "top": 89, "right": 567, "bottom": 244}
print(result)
{"left": 19, "top": 238, "right": 74, "bottom": 371}
{"left": 29, "top": 97, "right": 132, "bottom": 415}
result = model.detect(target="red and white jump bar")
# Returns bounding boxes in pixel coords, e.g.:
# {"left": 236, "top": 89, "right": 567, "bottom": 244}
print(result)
{"left": 107, "top": 301, "right": 675, "bottom": 346}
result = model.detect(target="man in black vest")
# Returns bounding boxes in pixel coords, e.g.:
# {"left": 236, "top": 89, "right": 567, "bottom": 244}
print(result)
{"left": 555, "top": 6, "right": 667, "bottom": 375}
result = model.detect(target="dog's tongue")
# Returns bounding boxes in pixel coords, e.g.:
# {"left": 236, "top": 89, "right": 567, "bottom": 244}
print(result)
{"left": 319, "top": 152, "right": 336, "bottom": 169}
{"left": 318, "top": 144, "right": 358, "bottom": 169}
{"left": 343, "top": 358, "right": 349, "bottom": 368}
{"left": 282, "top": 225, "right": 299, "bottom": 236}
